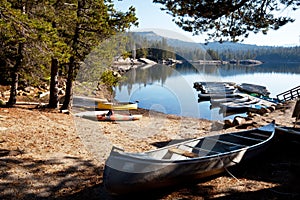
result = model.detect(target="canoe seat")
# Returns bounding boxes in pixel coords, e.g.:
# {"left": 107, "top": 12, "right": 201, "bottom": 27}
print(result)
{"left": 228, "top": 133, "right": 264, "bottom": 142}
{"left": 250, "top": 132, "right": 269, "bottom": 138}
{"left": 205, "top": 137, "right": 248, "bottom": 147}
{"left": 168, "top": 148, "right": 198, "bottom": 158}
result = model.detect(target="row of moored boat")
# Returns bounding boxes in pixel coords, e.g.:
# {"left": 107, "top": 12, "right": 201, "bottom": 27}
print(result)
{"left": 194, "top": 82, "right": 279, "bottom": 115}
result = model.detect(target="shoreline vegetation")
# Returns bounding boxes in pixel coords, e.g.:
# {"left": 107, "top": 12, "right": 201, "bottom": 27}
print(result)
{"left": 114, "top": 57, "right": 263, "bottom": 66}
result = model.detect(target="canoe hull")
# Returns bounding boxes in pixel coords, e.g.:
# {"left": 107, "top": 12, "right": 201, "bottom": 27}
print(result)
{"left": 210, "top": 96, "right": 249, "bottom": 106}
{"left": 97, "top": 114, "right": 142, "bottom": 121}
{"left": 275, "top": 126, "right": 300, "bottom": 139}
{"left": 104, "top": 148, "right": 265, "bottom": 195}
{"left": 104, "top": 144, "right": 272, "bottom": 195}
{"left": 97, "top": 102, "right": 138, "bottom": 110}
{"left": 198, "top": 93, "right": 240, "bottom": 101}
{"left": 237, "top": 83, "right": 270, "bottom": 96}
{"left": 103, "top": 123, "right": 275, "bottom": 195}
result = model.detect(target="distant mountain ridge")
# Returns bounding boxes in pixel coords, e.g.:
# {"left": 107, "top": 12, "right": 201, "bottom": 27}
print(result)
{"left": 133, "top": 31, "right": 268, "bottom": 51}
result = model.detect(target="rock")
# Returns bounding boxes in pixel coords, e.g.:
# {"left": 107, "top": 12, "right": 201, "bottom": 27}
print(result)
{"left": 269, "top": 105, "right": 276, "bottom": 112}
{"left": 17, "top": 90, "right": 23, "bottom": 96}
{"left": 23, "top": 86, "right": 34, "bottom": 92}
{"left": 38, "top": 91, "right": 50, "bottom": 98}
{"left": 60, "top": 109, "right": 70, "bottom": 114}
{"left": 58, "top": 89, "right": 65, "bottom": 95}
{"left": 113, "top": 71, "right": 121, "bottom": 78}
{"left": 3, "top": 91, "right": 10, "bottom": 98}
{"left": 233, "top": 116, "right": 247, "bottom": 126}
{"left": 224, "top": 119, "right": 234, "bottom": 127}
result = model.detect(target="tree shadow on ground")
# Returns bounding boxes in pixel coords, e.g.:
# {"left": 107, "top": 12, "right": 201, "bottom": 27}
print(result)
{"left": 0, "top": 152, "right": 110, "bottom": 200}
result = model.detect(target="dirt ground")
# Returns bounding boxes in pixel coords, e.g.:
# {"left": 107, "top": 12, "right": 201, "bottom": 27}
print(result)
{"left": 0, "top": 98, "right": 300, "bottom": 199}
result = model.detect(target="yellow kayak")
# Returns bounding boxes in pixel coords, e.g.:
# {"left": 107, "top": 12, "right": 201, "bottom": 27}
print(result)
{"left": 97, "top": 102, "right": 138, "bottom": 110}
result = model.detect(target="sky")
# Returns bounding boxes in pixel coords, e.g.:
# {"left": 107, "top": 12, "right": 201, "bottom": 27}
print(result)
{"left": 115, "top": 0, "right": 300, "bottom": 47}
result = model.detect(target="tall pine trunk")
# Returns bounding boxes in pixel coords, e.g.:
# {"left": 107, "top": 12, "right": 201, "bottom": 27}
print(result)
{"left": 48, "top": 58, "right": 59, "bottom": 108}
{"left": 7, "top": 43, "right": 23, "bottom": 107}
{"left": 60, "top": 56, "right": 75, "bottom": 110}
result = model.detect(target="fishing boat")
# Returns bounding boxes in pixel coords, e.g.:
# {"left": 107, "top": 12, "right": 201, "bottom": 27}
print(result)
{"left": 103, "top": 122, "right": 275, "bottom": 195}
{"left": 97, "top": 102, "right": 138, "bottom": 110}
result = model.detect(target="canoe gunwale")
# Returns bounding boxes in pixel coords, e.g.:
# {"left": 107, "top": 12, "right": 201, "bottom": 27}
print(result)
{"left": 275, "top": 126, "right": 300, "bottom": 135}
{"left": 108, "top": 123, "right": 275, "bottom": 164}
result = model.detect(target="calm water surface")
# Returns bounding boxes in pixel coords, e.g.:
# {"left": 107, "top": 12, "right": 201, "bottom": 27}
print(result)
{"left": 115, "top": 63, "right": 300, "bottom": 120}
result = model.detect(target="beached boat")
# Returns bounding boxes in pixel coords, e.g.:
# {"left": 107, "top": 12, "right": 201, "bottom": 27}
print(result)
{"left": 202, "top": 87, "right": 237, "bottom": 94}
{"left": 74, "top": 110, "right": 109, "bottom": 120}
{"left": 219, "top": 99, "right": 268, "bottom": 114}
{"left": 193, "top": 81, "right": 236, "bottom": 92}
{"left": 237, "top": 83, "right": 270, "bottom": 96}
{"left": 96, "top": 114, "right": 142, "bottom": 121}
{"left": 198, "top": 93, "right": 240, "bottom": 101}
{"left": 220, "top": 98, "right": 260, "bottom": 109}
{"left": 210, "top": 96, "right": 249, "bottom": 106}
{"left": 75, "top": 111, "right": 142, "bottom": 121}
{"left": 103, "top": 122, "right": 275, "bottom": 195}
{"left": 275, "top": 126, "right": 300, "bottom": 138}
{"left": 97, "top": 102, "right": 138, "bottom": 110}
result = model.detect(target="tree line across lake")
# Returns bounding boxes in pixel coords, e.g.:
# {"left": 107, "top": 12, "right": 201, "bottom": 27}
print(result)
{"left": 128, "top": 32, "right": 300, "bottom": 63}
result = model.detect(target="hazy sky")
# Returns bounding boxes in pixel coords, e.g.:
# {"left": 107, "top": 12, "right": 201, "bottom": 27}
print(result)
{"left": 115, "top": 0, "right": 300, "bottom": 46}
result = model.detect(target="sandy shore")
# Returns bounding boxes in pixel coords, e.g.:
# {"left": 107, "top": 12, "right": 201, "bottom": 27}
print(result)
{"left": 0, "top": 100, "right": 300, "bottom": 199}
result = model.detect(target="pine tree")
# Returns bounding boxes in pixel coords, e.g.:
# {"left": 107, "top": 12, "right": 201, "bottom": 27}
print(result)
{"left": 0, "top": 0, "right": 56, "bottom": 106}
{"left": 153, "top": 0, "right": 299, "bottom": 42}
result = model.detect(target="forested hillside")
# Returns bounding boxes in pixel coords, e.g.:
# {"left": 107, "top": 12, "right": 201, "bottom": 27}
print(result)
{"left": 131, "top": 31, "right": 300, "bottom": 62}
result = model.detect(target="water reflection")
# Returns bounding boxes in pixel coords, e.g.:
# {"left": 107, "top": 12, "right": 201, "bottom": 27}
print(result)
{"left": 115, "top": 63, "right": 300, "bottom": 120}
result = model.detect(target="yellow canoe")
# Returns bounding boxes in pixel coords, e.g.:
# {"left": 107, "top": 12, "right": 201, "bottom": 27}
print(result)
{"left": 97, "top": 102, "right": 138, "bottom": 110}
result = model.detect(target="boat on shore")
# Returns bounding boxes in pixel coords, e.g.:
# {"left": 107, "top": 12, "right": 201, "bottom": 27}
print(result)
{"left": 74, "top": 110, "right": 142, "bottom": 121}
{"left": 219, "top": 98, "right": 261, "bottom": 112}
{"left": 198, "top": 93, "right": 240, "bottom": 101}
{"left": 74, "top": 110, "right": 109, "bottom": 121}
{"left": 275, "top": 126, "right": 300, "bottom": 138}
{"left": 210, "top": 96, "right": 249, "bottom": 106}
{"left": 220, "top": 103, "right": 269, "bottom": 114}
{"left": 103, "top": 122, "right": 275, "bottom": 195}
{"left": 96, "top": 114, "right": 142, "bottom": 121}
{"left": 97, "top": 102, "right": 138, "bottom": 110}
{"left": 193, "top": 82, "right": 236, "bottom": 92}
{"left": 201, "top": 87, "right": 237, "bottom": 94}
{"left": 236, "top": 83, "right": 270, "bottom": 96}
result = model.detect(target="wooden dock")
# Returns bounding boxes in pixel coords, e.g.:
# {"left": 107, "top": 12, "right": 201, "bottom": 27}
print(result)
{"left": 276, "top": 85, "right": 300, "bottom": 102}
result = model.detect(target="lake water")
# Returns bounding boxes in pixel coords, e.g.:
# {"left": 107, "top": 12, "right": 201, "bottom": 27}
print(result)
{"left": 114, "top": 62, "right": 300, "bottom": 120}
